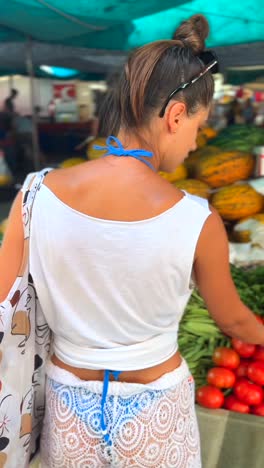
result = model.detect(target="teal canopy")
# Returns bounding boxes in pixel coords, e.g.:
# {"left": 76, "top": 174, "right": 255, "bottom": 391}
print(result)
{"left": 0, "top": 0, "right": 263, "bottom": 50}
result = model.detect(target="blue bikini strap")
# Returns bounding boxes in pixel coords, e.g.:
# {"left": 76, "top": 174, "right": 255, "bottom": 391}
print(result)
{"left": 93, "top": 136, "right": 154, "bottom": 170}
{"left": 100, "top": 369, "right": 122, "bottom": 446}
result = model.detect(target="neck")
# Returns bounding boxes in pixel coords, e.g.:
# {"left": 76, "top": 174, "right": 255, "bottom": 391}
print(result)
{"left": 117, "top": 128, "right": 161, "bottom": 171}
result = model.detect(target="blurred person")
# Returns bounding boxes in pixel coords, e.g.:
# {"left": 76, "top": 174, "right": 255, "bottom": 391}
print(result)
{"left": 3, "top": 88, "right": 19, "bottom": 115}
{"left": 226, "top": 99, "right": 242, "bottom": 126}
{"left": 243, "top": 98, "right": 256, "bottom": 125}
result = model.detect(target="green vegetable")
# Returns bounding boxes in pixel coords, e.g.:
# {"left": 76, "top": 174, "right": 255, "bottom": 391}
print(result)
{"left": 179, "top": 265, "right": 264, "bottom": 387}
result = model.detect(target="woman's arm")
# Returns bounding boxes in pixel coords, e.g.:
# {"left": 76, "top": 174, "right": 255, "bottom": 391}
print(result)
{"left": 0, "top": 192, "right": 24, "bottom": 302}
{"left": 194, "top": 207, "right": 264, "bottom": 345}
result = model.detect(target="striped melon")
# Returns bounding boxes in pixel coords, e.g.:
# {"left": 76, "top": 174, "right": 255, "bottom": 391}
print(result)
{"left": 201, "top": 127, "right": 218, "bottom": 140}
{"left": 196, "top": 151, "right": 254, "bottom": 188}
{"left": 173, "top": 179, "right": 211, "bottom": 199}
{"left": 0, "top": 174, "right": 12, "bottom": 186}
{"left": 211, "top": 184, "right": 264, "bottom": 221}
{"left": 159, "top": 164, "right": 187, "bottom": 183}
{"left": 185, "top": 146, "right": 221, "bottom": 177}
{"left": 196, "top": 132, "right": 208, "bottom": 149}
{"left": 0, "top": 218, "right": 8, "bottom": 235}
{"left": 59, "top": 157, "right": 86, "bottom": 168}
{"left": 88, "top": 137, "right": 106, "bottom": 160}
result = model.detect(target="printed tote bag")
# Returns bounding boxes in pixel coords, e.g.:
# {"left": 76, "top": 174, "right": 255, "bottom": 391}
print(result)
{"left": 0, "top": 169, "right": 52, "bottom": 467}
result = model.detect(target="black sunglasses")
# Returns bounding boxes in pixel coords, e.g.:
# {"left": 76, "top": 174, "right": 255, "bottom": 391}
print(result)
{"left": 159, "top": 51, "right": 219, "bottom": 118}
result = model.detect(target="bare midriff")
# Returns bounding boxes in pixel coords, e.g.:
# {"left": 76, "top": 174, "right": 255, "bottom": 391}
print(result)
{"left": 51, "top": 350, "right": 182, "bottom": 384}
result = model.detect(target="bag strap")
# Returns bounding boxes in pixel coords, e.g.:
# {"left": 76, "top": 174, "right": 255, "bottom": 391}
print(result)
{"left": 22, "top": 168, "right": 53, "bottom": 239}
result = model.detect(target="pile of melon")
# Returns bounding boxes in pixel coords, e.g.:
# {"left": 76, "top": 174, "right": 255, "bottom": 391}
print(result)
{"left": 159, "top": 126, "right": 264, "bottom": 244}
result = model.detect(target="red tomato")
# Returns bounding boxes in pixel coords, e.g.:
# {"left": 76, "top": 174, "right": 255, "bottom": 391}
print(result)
{"left": 251, "top": 403, "right": 264, "bottom": 417}
{"left": 196, "top": 385, "right": 224, "bottom": 409}
{"left": 212, "top": 347, "right": 240, "bottom": 370}
{"left": 255, "top": 315, "right": 264, "bottom": 325}
{"left": 231, "top": 338, "right": 256, "bottom": 358}
{"left": 207, "top": 367, "right": 236, "bottom": 389}
{"left": 224, "top": 395, "right": 250, "bottom": 414}
{"left": 253, "top": 346, "right": 264, "bottom": 362}
{"left": 247, "top": 361, "right": 264, "bottom": 386}
{"left": 236, "top": 359, "right": 251, "bottom": 378}
{"left": 234, "top": 378, "right": 263, "bottom": 406}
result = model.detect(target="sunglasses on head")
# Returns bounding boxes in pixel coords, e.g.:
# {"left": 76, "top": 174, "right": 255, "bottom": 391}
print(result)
{"left": 159, "top": 50, "right": 219, "bottom": 118}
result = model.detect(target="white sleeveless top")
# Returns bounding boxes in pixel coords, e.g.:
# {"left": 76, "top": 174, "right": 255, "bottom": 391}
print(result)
{"left": 29, "top": 184, "right": 211, "bottom": 371}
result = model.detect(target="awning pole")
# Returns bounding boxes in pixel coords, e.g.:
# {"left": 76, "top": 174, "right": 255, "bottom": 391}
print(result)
{"left": 8, "top": 76, "right": 14, "bottom": 93}
{"left": 26, "top": 37, "right": 41, "bottom": 171}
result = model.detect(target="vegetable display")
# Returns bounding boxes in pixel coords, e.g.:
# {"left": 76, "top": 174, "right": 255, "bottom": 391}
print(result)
{"left": 178, "top": 265, "right": 264, "bottom": 403}
{"left": 208, "top": 125, "right": 264, "bottom": 153}
{"left": 233, "top": 214, "right": 264, "bottom": 243}
{"left": 188, "top": 265, "right": 264, "bottom": 417}
{"left": 158, "top": 124, "right": 264, "bottom": 238}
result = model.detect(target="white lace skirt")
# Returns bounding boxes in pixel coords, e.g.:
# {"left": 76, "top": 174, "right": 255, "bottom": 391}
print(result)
{"left": 40, "top": 359, "right": 201, "bottom": 467}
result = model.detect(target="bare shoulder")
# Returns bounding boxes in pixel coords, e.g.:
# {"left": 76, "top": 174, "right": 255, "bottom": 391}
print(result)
{"left": 44, "top": 160, "right": 184, "bottom": 201}
{"left": 43, "top": 161, "right": 96, "bottom": 189}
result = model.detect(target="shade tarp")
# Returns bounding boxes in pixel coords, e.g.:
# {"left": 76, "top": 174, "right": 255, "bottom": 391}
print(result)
{"left": 0, "top": 0, "right": 263, "bottom": 51}
{"left": 0, "top": 42, "right": 127, "bottom": 79}
{"left": 226, "top": 66, "right": 264, "bottom": 85}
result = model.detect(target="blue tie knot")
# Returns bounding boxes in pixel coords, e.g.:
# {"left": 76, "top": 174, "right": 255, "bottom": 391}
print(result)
{"left": 93, "top": 136, "right": 154, "bottom": 170}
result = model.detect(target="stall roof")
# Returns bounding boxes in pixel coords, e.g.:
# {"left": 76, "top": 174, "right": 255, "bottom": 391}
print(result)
{"left": 0, "top": 0, "right": 263, "bottom": 51}
{"left": 226, "top": 66, "right": 264, "bottom": 85}
{"left": 0, "top": 42, "right": 127, "bottom": 79}
{"left": 0, "top": 41, "right": 263, "bottom": 82}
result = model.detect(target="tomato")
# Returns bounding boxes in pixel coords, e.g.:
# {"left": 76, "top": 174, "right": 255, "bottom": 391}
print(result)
{"left": 235, "top": 359, "right": 251, "bottom": 378}
{"left": 247, "top": 361, "right": 264, "bottom": 386}
{"left": 231, "top": 338, "right": 256, "bottom": 358}
{"left": 196, "top": 385, "right": 224, "bottom": 409}
{"left": 224, "top": 395, "right": 250, "bottom": 414}
{"left": 251, "top": 403, "right": 264, "bottom": 417}
{"left": 253, "top": 346, "right": 264, "bottom": 362}
{"left": 212, "top": 347, "right": 240, "bottom": 370}
{"left": 234, "top": 378, "right": 263, "bottom": 406}
{"left": 255, "top": 315, "right": 264, "bottom": 325}
{"left": 207, "top": 367, "right": 236, "bottom": 389}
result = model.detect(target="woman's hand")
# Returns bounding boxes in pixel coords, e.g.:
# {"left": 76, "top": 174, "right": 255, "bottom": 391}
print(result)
{"left": 194, "top": 207, "right": 264, "bottom": 346}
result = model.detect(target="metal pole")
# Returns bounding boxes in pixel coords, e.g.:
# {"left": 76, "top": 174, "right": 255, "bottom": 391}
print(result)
{"left": 26, "top": 37, "right": 41, "bottom": 171}
{"left": 8, "top": 75, "right": 14, "bottom": 93}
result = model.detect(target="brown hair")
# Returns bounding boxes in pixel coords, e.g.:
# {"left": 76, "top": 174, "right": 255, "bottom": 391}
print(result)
{"left": 99, "top": 15, "right": 214, "bottom": 136}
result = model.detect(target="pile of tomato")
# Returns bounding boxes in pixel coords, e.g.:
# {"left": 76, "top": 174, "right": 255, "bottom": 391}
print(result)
{"left": 196, "top": 318, "right": 264, "bottom": 416}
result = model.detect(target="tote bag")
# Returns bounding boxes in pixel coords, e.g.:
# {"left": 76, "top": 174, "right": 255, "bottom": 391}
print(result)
{"left": 0, "top": 169, "right": 52, "bottom": 468}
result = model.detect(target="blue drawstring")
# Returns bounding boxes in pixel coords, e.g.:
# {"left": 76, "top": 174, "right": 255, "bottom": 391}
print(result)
{"left": 93, "top": 136, "right": 154, "bottom": 170}
{"left": 100, "top": 369, "right": 121, "bottom": 446}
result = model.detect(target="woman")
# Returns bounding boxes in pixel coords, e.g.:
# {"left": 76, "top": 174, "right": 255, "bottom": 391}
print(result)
{"left": 1, "top": 15, "right": 264, "bottom": 468}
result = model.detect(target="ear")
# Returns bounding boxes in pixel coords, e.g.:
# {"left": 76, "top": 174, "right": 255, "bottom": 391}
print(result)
{"left": 166, "top": 102, "right": 187, "bottom": 133}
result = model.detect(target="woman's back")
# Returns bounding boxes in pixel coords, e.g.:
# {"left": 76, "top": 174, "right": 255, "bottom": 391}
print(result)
{"left": 30, "top": 162, "right": 211, "bottom": 370}
{"left": 42, "top": 157, "right": 184, "bottom": 222}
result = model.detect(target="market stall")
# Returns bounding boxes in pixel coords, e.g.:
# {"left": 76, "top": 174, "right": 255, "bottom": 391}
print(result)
{"left": 0, "top": 2, "right": 264, "bottom": 466}
{"left": 197, "top": 405, "right": 264, "bottom": 468}
{"left": 38, "top": 121, "right": 94, "bottom": 160}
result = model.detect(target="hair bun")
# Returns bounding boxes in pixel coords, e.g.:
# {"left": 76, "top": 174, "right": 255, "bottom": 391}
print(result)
{"left": 173, "top": 14, "right": 209, "bottom": 54}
